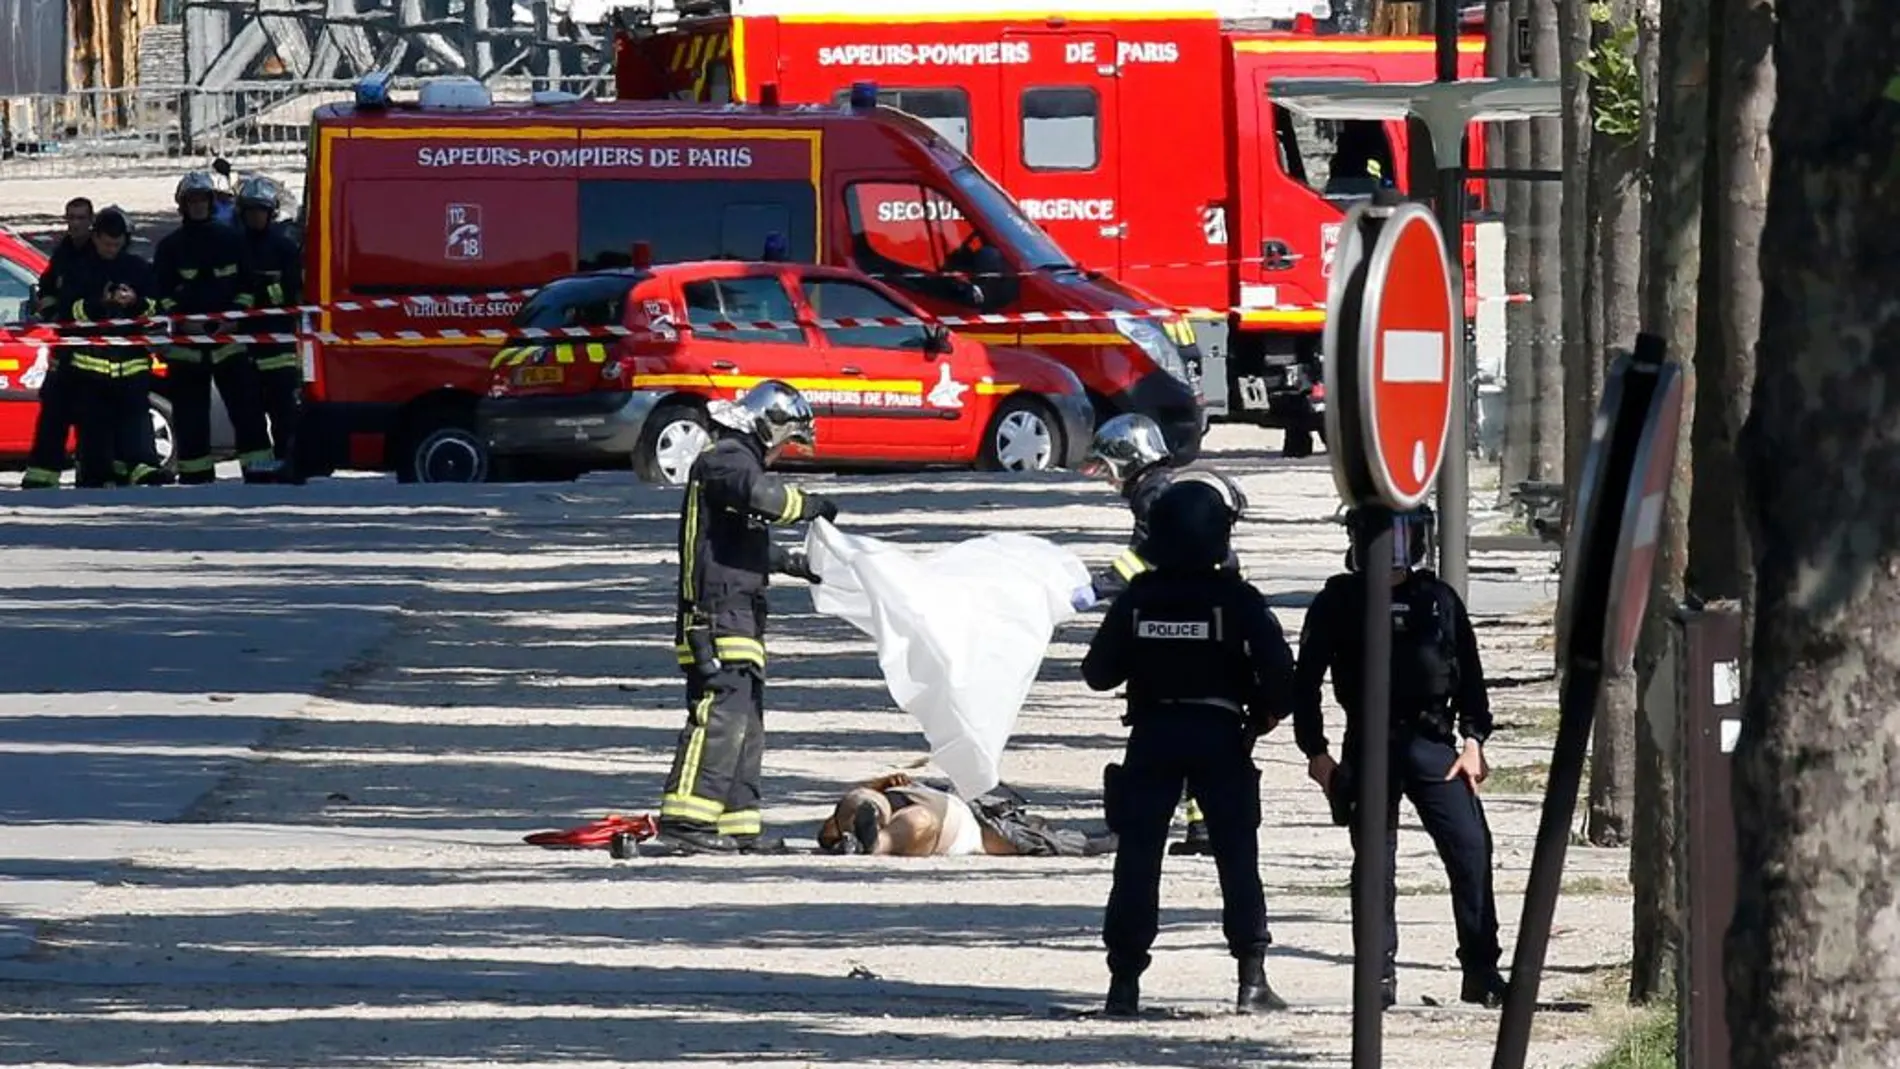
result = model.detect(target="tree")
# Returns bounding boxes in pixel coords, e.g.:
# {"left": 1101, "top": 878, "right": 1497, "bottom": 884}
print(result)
{"left": 1571, "top": 0, "right": 1645, "bottom": 848}
{"left": 1527, "top": 0, "right": 1566, "bottom": 490}
{"left": 1727, "top": 3, "right": 1899, "bottom": 1062}
{"left": 1629, "top": 0, "right": 1706, "bottom": 1004}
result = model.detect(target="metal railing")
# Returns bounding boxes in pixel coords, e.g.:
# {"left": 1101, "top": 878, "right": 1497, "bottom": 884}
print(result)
{"left": 0, "top": 74, "right": 614, "bottom": 179}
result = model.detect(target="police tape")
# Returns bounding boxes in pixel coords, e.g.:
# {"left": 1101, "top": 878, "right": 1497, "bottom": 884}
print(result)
{"left": 8, "top": 297, "right": 1535, "bottom": 348}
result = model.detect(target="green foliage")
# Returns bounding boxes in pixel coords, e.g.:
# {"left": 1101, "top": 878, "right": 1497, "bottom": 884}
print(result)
{"left": 1886, "top": 74, "right": 1900, "bottom": 103}
{"left": 1589, "top": 1003, "right": 1679, "bottom": 1069}
{"left": 1576, "top": 2, "right": 1644, "bottom": 144}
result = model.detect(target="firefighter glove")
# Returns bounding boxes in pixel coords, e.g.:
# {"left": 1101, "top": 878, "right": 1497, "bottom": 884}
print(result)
{"left": 782, "top": 549, "right": 822, "bottom": 585}
{"left": 809, "top": 494, "right": 841, "bottom": 523}
{"left": 1070, "top": 584, "right": 1099, "bottom": 613}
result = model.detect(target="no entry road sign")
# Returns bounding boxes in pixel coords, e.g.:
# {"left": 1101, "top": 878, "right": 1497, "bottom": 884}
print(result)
{"left": 1361, "top": 205, "right": 1457, "bottom": 509}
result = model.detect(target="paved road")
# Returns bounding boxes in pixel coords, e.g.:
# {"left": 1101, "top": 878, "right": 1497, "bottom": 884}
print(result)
{"left": 0, "top": 430, "right": 1624, "bottom": 1068}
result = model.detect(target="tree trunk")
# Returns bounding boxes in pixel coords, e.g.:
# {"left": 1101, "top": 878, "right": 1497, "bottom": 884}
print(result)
{"left": 1689, "top": 0, "right": 1771, "bottom": 611}
{"left": 1629, "top": 0, "right": 1701, "bottom": 1004}
{"left": 1547, "top": 0, "right": 1587, "bottom": 671}
{"left": 1500, "top": 0, "right": 1538, "bottom": 493}
{"left": 1527, "top": 0, "right": 1565, "bottom": 493}
{"left": 1727, "top": 4, "right": 1900, "bottom": 1062}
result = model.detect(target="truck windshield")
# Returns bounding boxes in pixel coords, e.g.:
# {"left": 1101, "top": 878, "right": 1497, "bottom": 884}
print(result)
{"left": 947, "top": 165, "right": 1075, "bottom": 272}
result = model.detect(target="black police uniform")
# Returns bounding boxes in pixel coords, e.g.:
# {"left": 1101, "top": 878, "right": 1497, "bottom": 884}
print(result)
{"left": 1090, "top": 462, "right": 1247, "bottom": 852}
{"left": 56, "top": 249, "right": 166, "bottom": 488}
{"left": 20, "top": 237, "right": 96, "bottom": 489}
{"left": 1293, "top": 563, "right": 1506, "bottom": 1005}
{"left": 1081, "top": 483, "right": 1295, "bottom": 1014}
{"left": 241, "top": 219, "right": 304, "bottom": 467}
{"left": 659, "top": 431, "right": 836, "bottom": 848}
{"left": 153, "top": 215, "right": 272, "bottom": 482}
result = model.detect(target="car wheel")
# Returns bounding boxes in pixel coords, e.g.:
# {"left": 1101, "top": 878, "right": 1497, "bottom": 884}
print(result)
{"left": 979, "top": 396, "right": 1060, "bottom": 473}
{"left": 635, "top": 401, "right": 710, "bottom": 485}
{"left": 401, "top": 413, "right": 490, "bottom": 484}
{"left": 146, "top": 394, "right": 178, "bottom": 475}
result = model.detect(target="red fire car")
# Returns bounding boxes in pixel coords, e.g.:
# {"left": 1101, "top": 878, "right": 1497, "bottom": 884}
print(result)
{"left": 477, "top": 259, "right": 1095, "bottom": 484}
{"left": 0, "top": 229, "right": 62, "bottom": 464}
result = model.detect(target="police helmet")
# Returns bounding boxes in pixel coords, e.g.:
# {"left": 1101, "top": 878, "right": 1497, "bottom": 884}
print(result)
{"left": 1143, "top": 480, "right": 1236, "bottom": 572}
{"left": 1169, "top": 468, "right": 1249, "bottom": 523}
{"left": 236, "top": 175, "right": 281, "bottom": 214}
{"left": 1081, "top": 413, "right": 1171, "bottom": 486}
{"left": 175, "top": 171, "right": 217, "bottom": 206}
{"left": 707, "top": 379, "right": 816, "bottom": 456}
{"left": 1343, "top": 505, "right": 1435, "bottom": 572}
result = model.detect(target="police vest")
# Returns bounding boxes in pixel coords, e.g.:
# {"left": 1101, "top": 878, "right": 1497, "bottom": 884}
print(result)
{"left": 1390, "top": 579, "right": 1459, "bottom": 705}
{"left": 1123, "top": 588, "right": 1253, "bottom": 713}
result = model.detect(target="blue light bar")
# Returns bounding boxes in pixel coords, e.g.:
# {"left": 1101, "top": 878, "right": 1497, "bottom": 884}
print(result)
{"left": 355, "top": 71, "right": 393, "bottom": 111}
{"left": 848, "top": 81, "right": 878, "bottom": 110}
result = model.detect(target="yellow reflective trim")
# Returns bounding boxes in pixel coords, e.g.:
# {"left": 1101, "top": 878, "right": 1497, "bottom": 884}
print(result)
{"left": 177, "top": 457, "right": 216, "bottom": 473}
{"left": 234, "top": 294, "right": 256, "bottom": 308}
{"left": 164, "top": 347, "right": 204, "bottom": 363}
{"left": 554, "top": 344, "right": 577, "bottom": 365}
{"left": 676, "top": 687, "right": 719, "bottom": 801}
{"left": 179, "top": 268, "right": 199, "bottom": 280}
{"left": 583, "top": 342, "right": 608, "bottom": 363}
{"left": 717, "top": 809, "right": 762, "bottom": 836}
{"left": 1237, "top": 308, "right": 1327, "bottom": 329}
{"left": 267, "top": 283, "right": 285, "bottom": 304}
{"left": 681, "top": 480, "right": 702, "bottom": 601}
{"left": 1111, "top": 549, "right": 1151, "bottom": 581}
{"left": 777, "top": 486, "right": 803, "bottom": 524}
{"left": 210, "top": 343, "right": 246, "bottom": 362}
{"left": 1234, "top": 36, "right": 1486, "bottom": 55}
{"left": 256, "top": 354, "right": 300, "bottom": 371}
{"left": 660, "top": 794, "right": 725, "bottom": 822}
{"left": 212, "top": 264, "right": 239, "bottom": 278}
{"left": 1182, "top": 796, "right": 1205, "bottom": 824}
{"left": 713, "top": 635, "right": 765, "bottom": 667}
{"left": 69, "top": 299, "right": 89, "bottom": 321}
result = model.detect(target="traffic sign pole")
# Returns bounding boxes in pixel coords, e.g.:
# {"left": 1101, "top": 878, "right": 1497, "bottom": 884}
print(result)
{"left": 1491, "top": 334, "right": 1685, "bottom": 1069}
{"left": 1323, "top": 200, "right": 1460, "bottom": 1069}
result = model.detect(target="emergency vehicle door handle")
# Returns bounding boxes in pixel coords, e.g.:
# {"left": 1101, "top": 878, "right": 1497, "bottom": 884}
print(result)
{"left": 1100, "top": 223, "right": 1127, "bottom": 238}
{"left": 840, "top": 365, "right": 864, "bottom": 375}
{"left": 710, "top": 360, "right": 737, "bottom": 371}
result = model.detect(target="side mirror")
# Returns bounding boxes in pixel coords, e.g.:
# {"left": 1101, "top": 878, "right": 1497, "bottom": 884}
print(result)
{"left": 922, "top": 323, "right": 952, "bottom": 356}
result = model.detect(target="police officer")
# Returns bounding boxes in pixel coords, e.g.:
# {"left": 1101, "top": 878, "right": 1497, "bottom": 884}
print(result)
{"left": 650, "top": 381, "right": 840, "bottom": 856}
{"left": 1080, "top": 479, "right": 1295, "bottom": 1017}
{"left": 56, "top": 208, "right": 169, "bottom": 488}
{"left": 1072, "top": 412, "right": 1251, "bottom": 856}
{"left": 19, "top": 197, "right": 98, "bottom": 489}
{"left": 154, "top": 171, "right": 274, "bottom": 484}
{"left": 1292, "top": 505, "right": 1509, "bottom": 1010}
{"left": 235, "top": 175, "right": 303, "bottom": 479}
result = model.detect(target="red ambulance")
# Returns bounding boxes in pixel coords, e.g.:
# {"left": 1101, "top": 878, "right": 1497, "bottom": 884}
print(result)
{"left": 612, "top": 0, "right": 1494, "bottom": 445}
{"left": 296, "top": 74, "right": 1205, "bottom": 482}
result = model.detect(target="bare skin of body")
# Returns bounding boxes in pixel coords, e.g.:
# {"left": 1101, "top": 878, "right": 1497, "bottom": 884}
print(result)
{"left": 819, "top": 774, "right": 1016, "bottom": 856}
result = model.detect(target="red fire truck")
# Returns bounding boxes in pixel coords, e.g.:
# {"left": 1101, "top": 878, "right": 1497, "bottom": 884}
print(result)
{"left": 612, "top": 0, "right": 1495, "bottom": 447}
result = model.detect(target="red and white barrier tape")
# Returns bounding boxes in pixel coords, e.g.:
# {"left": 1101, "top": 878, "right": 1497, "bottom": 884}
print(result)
{"left": 6, "top": 292, "right": 1533, "bottom": 345}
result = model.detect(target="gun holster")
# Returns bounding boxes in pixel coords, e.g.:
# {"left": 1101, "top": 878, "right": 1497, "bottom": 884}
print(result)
{"left": 1102, "top": 762, "right": 1126, "bottom": 834}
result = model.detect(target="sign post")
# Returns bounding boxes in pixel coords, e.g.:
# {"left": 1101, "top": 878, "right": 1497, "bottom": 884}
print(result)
{"left": 1491, "top": 334, "right": 1685, "bottom": 1069}
{"left": 1324, "top": 199, "right": 1459, "bottom": 1069}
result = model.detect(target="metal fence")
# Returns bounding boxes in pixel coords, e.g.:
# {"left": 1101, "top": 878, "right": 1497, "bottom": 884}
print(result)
{"left": 0, "top": 74, "right": 614, "bottom": 179}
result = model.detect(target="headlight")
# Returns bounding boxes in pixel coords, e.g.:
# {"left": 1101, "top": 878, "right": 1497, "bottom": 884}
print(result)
{"left": 1114, "top": 317, "right": 1191, "bottom": 384}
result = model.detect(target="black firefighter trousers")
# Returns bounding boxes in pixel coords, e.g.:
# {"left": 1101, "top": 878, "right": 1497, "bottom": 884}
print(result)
{"left": 660, "top": 635, "right": 769, "bottom": 842}
{"left": 253, "top": 346, "right": 302, "bottom": 464}
{"left": 21, "top": 361, "right": 76, "bottom": 488}
{"left": 1103, "top": 709, "right": 1270, "bottom": 978}
{"left": 167, "top": 344, "right": 273, "bottom": 482}
{"left": 1341, "top": 733, "right": 1503, "bottom": 981}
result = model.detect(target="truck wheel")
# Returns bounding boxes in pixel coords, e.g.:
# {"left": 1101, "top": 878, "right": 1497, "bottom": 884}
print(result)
{"left": 400, "top": 411, "right": 490, "bottom": 484}
{"left": 978, "top": 396, "right": 1060, "bottom": 473}
{"left": 634, "top": 401, "right": 709, "bottom": 485}
{"left": 146, "top": 394, "right": 178, "bottom": 475}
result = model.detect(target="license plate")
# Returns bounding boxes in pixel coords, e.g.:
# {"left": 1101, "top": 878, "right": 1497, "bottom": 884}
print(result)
{"left": 514, "top": 366, "right": 563, "bottom": 386}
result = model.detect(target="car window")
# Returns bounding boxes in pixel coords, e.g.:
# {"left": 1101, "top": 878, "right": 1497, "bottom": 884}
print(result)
{"left": 0, "top": 259, "right": 33, "bottom": 325}
{"left": 802, "top": 278, "right": 930, "bottom": 352}
{"left": 681, "top": 277, "right": 802, "bottom": 344}
{"left": 830, "top": 87, "right": 971, "bottom": 153}
{"left": 513, "top": 275, "right": 632, "bottom": 329}
{"left": 1021, "top": 87, "right": 1100, "bottom": 171}
{"left": 579, "top": 180, "right": 817, "bottom": 270}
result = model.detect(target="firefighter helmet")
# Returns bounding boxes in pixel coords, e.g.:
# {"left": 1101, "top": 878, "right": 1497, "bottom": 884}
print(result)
{"left": 708, "top": 379, "right": 816, "bottom": 455}
{"left": 1081, "top": 412, "right": 1171, "bottom": 486}
{"left": 236, "top": 175, "right": 281, "bottom": 213}
{"left": 175, "top": 171, "right": 217, "bottom": 206}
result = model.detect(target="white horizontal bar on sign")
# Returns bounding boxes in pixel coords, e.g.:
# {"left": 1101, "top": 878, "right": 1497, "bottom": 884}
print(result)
{"left": 1379, "top": 330, "right": 1446, "bottom": 384}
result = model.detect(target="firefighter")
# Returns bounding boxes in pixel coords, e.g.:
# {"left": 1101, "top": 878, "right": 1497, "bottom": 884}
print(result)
{"left": 154, "top": 171, "right": 274, "bottom": 484}
{"left": 1293, "top": 505, "right": 1510, "bottom": 1010}
{"left": 19, "top": 197, "right": 97, "bottom": 489}
{"left": 235, "top": 175, "right": 303, "bottom": 480}
{"left": 56, "top": 208, "right": 169, "bottom": 488}
{"left": 1080, "top": 478, "right": 1295, "bottom": 1017}
{"left": 649, "top": 381, "right": 841, "bottom": 856}
{"left": 1071, "top": 412, "right": 1251, "bottom": 857}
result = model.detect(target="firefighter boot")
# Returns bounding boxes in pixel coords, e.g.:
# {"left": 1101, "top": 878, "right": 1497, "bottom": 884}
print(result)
{"left": 1237, "top": 955, "right": 1289, "bottom": 1014}
{"left": 1103, "top": 974, "right": 1140, "bottom": 1018}
{"left": 1168, "top": 821, "right": 1213, "bottom": 856}
{"left": 640, "top": 827, "right": 741, "bottom": 856}
{"left": 733, "top": 834, "right": 791, "bottom": 855}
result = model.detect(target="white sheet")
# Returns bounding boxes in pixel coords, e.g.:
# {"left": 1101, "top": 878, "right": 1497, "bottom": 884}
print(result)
{"left": 803, "top": 519, "right": 1090, "bottom": 799}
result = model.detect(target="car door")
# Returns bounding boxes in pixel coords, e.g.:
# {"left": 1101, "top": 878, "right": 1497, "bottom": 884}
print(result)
{"left": 797, "top": 275, "right": 971, "bottom": 462}
{"left": 674, "top": 272, "right": 841, "bottom": 457}
{"left": 0, "top": 257, "right": 44, "bottom": 457}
